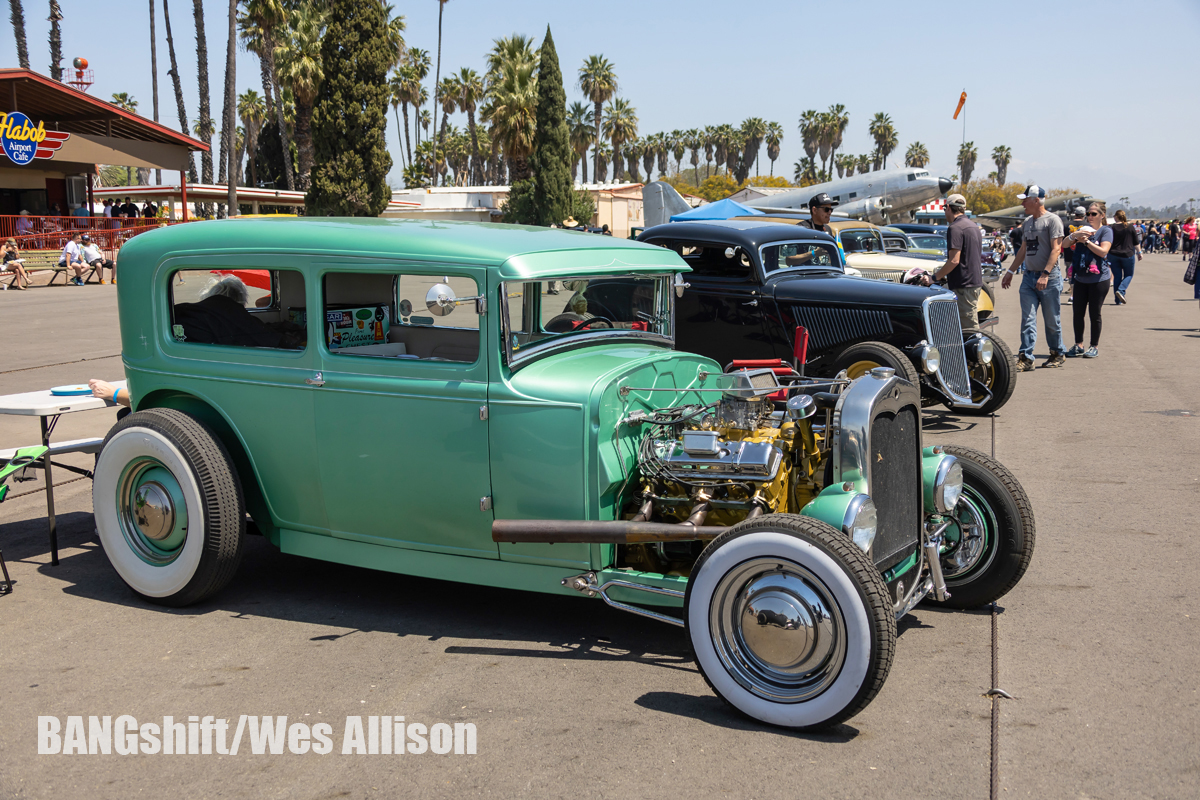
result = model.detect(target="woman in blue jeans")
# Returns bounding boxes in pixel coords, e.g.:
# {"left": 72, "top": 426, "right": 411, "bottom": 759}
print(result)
{"left": 1107, "top": 210, "right": 1141, "bottom": 304}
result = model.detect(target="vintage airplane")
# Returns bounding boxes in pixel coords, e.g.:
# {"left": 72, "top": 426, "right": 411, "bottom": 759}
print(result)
{"left": 744, "top": 167, "right": 955, "bottom": 224}
{"left": 975, "top": 192, "right": 1094, "bottom": 230}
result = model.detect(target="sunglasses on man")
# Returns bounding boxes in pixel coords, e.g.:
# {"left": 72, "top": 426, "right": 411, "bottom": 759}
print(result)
{"left": 814, "top": 206, "right": 834, "bottom": 213}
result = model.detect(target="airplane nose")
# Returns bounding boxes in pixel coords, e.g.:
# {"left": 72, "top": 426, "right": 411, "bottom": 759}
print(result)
{"left": 938, "top": 177, "right": 954, "bottom": 194}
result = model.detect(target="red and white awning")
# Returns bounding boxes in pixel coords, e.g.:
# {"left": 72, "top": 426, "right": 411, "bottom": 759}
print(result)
{"left": 918, "top": 199, "right": 946, "bottom": 212}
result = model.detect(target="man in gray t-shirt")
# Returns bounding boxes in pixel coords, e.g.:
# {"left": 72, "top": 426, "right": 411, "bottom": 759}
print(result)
{"left": 1000, "top": 185, "right": 1066, "bottom": 369}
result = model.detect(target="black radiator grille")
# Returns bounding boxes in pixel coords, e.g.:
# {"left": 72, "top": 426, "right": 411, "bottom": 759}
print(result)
{"left": 869, "top": 406, "right": 922, "bottom": 570}
{"left": 926, "top": 299, "right": 971, "bottom": 400}
{"left": 792, "top": 306, "right": 893, "bottom": 352}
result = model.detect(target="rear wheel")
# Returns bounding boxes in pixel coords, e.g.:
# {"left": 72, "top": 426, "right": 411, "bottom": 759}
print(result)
{"left": 960, "top": 331, "right": 1016, "bottom": 416}
{"left": 93, "top": 408, "right": 245, "bottom": 607}
{"left": 931, "top": 445, "right": 1035, "bottom": 608}
{"left": 830, "top": 341, "right": 921, "bottom": 386}
{"left": 686, "top": 514, "right": 895, "bottom": 730}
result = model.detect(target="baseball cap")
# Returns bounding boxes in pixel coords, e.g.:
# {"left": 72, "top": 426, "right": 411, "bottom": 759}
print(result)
{"left": 1072, "top": 206, "right": 1086, "bottom": 217}
{"left": 808, "top": 192, "right": 836, "bottom": 209}
{"left": 946, "top": 193, "right": 967, "bottom": 209}
{"left": 81, "top": 234, "right": 90, "bottom": 241}
{"left": 1017, "top": 184, "right": 1046, "bottom": 200}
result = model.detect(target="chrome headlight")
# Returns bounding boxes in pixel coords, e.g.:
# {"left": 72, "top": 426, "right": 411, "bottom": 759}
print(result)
{"left": 842, "top": 495, "right": 878, "bottom": 554}
{"left": 916, "top": 343, "right": 940, "bottom": 375}
{"left": 934, "top": 456, "right": 964, "bottom": 513}
{"left": 966, "top": 334, "right": 994, "bottom": 365}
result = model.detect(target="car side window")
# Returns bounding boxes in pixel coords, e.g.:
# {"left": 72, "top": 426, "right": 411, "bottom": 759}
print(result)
{"left": 320, "top": 271, "right": 480, "bottom": 363}
{"left": 168, "top": 268, "right": 306, "bottom": 350}
{"left": 656, "top": 239, "right": 753, "bottom": 280}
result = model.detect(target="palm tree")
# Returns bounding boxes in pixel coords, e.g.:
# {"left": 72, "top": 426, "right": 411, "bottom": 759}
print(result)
{"left": 192, "top": 0, "right": 215, "bottom": 191}
{"left": 238, "top": 89, "right": 265, "bottom": 186}
{"left": 725, "top": 127, "right": 743, "bottom": 175}
{"left": 712, "top": 126, "right": 731, "bottom": 178}
{"left": 957, "top": 141, "right": 978, "bottom": 184}
{"left": 738, "top": 117, "right": 767, "bottom": 182}
{"left": 388, "top": 68, "right": 409, "bottom": 169}
{"left": 835, "top": 154, "right": 855, "bottom": 179}
{"left": 381, "top": 3, "right": 406, "bottom": 69}
{"left": 273, "top": 2, "right": 325, "bottom": 189}
{"left": 566, "top": 101, "right": 593, "bottom": 183}
{"left": 406, "top": 48, "right": 430, "bottom": 154}
{"left": 162, "top": 0, "right": 197, "bottom": 183}
{"left": 432, "top": 0, "right": 450, "bottom": 178}
{"left": 991, "top": 145, "right": 1012, "bottom": 185}
{"left": 793, "top": 157, "right": 816, "bottom": 185}
{"left": 625, "top": 139, "right": 643, "bottom": 183}
{"left": 687, "top": 129, "right": 702, "bottom": 185}
{"left": 147, "top": 0, "right": 161, "bottom": 182}
{"left": 9, "top": 1, "right": 29, "bottom": 69}
{"left": 603, "top": 98, "right": 637, "bottom": 183}
{"left": 826, "top": 104, "right": 849, "bottom": 175}
{"left": 879, "top": 127, "right": 899, "bottom": 169}
{"left": 764, "top": 121, "right": 783, "bottom": 177}
{"left": 856, "top": 154, "right": 872, "bottom": 175}
{"left": 451, "top": 67, "right": 483, "bottom": 185}
{"left": 702, "top": 126, "right": 715, "bottom": 179}
{"left": 868, "top": 112, "right": 893, "bottom": 170}
{"left": 593, "top": 142, "right": 611, "bottom": 183}
{"left": 669, "top": 129, "right": 685, "bottom": 175}
{"left": 905, "top": 141, "right": 930, "bottom": 168}
{"left": 578, "top": 55, "right": 617, "bottom": 188}
{"left": 486, "top": 34, "right": 536, "bottom": 81}
{"left": 218, "top": 0, "right": 240, "bottom": 213}
{"left": 111, "top": 94, "right": 139, "bottom": 184}
{"left": 487, "top": 55, "right": 537, "bottom": 182}
{"left": 242, "top": 0, "right": 293, "bottom": 190}
{"left": 798, "top": 110, "right": 819, "bottom": 163}
{"left": 434, "top": 76, "right": 458, "bottom": 185}
{"left": 641, "top": 137, "right": 656, "bottom": 185}
{"left": 48, "top": 0, "right": 62, "bottom": 80}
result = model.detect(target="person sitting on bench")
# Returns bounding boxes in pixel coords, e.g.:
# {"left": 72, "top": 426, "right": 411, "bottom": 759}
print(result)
{"left": 58, "top": 233, "right": 87, "bottom": 286}
{"left": 80, "top": 235, "right": 115, "bottom": 284}
{"left": 2, "top": 238, "right": 29, "bottom": 289}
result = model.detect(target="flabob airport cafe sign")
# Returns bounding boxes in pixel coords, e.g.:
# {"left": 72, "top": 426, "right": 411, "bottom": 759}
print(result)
{"left": 0, "top": 112, "right": 70, "bottom": 165}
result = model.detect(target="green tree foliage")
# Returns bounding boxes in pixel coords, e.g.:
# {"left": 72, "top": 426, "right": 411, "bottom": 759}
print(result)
{"left": 507, "top": 27, "right": 572, "bottom": 226}
{"left": 305, "top": 0, "right": 393, "bottom": 216}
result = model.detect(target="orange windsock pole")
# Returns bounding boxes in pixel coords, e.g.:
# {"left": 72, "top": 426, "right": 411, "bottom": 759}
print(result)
{"left": 953, "top": 91, "right": 967, "bottom": 120}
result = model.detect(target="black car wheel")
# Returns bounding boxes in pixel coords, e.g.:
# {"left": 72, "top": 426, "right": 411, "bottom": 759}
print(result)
{"left": 930, "top": 445, "right": 1035, "bottom": 609}
{"left": 959, "top": 331, "right": 1016, "bottom": 416}
{"left": 830, "top": 341, "right": 921, "bottom": 385}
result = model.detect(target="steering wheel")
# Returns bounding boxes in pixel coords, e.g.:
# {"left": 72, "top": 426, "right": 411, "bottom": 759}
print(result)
{"left": 572, "top": 316, "right": 614, "bottom": 330}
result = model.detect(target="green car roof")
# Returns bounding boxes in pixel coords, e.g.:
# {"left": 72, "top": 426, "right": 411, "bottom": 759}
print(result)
{"left": 119, "top": 217, "right": 687, "bottom": 280}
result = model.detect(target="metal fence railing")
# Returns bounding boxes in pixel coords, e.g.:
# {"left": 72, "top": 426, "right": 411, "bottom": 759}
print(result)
{"left": 8, "top": 219, "right": 187, "bottom": 263}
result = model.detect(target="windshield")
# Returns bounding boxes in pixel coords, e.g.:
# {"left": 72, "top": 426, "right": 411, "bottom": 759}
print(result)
{"left": 911, "top": 235, "right": 947, "bottom": 250}
{"left": 760, "top": 241, "right": 843, "bottom": 273}
{"left": 839, "top": 229, "right": 884, "bottom": 253}
{"left": 501, "top": 274, "right": 673, "bottom": 366}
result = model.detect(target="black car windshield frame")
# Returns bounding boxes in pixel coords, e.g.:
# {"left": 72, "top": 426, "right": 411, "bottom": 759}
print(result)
{"left": 758, "top": 240, "right": 845, "bottom": 275}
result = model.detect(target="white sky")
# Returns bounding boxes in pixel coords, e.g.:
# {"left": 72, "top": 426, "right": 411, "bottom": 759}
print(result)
{"left": 27, "top": 0, "right": 1200, "bottom": 198}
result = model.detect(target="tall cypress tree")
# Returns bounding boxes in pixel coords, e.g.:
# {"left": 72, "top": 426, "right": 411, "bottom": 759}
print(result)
{"left": 506, "top": 26, "right": 572, "bottom": 226}
{"left": 306, "top": 0, "right": 393, "bottom": 216}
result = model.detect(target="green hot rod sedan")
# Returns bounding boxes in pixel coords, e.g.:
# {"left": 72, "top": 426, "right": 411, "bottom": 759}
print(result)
{"left": 96, "top": 219, "right": 1035, "bottom": 730}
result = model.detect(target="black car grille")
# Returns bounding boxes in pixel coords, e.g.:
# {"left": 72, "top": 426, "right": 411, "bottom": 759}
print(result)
{"left": 926, "top": 299, "right": 971, "bottom": 400}
{"left": 792, "top": 306, "right": 893, "bottom": 352}
{"left": 869, "top": 406, "right": 921, "bottom": 570}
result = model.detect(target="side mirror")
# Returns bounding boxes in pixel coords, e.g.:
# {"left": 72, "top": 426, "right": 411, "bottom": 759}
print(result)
{"left": 425, "top": 283, "right": 487, "bottom": 316}
{"left": 673, "top": 273, "right": 690, "bottom": 298}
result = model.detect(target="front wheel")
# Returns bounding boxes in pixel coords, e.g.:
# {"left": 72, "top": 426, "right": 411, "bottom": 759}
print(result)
{"left": 93, "top": 408, "right": 246, "bottom": 607}
{"left": 959, "top": 331, "right": 1017, "bottom": 416}
{"left": 685, "top": 514, "right": 896, "bottom": 730}
{"left": 932, "top": 445, "right": 1035, "bottom": 608}
{"left": 830, "top": 341, "right": 921, "bottom": 386}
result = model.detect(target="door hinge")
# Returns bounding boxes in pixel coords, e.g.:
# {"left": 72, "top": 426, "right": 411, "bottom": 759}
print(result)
{"left": 476, "top": 298, "right": 487, "bottom": 315}
{"left": 479, "top": 405, "right": 489, "bottom": 421}
{"left": 480, "top": 496, "right": 493, "bottom": 511}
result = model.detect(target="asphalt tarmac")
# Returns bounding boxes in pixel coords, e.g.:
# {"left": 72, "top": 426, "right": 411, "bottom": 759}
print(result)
{"left": 1, "top": 252, "right": 1197, "bottom": 799}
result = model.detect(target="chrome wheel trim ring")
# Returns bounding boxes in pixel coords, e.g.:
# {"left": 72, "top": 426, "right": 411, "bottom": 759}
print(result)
{"left": 942, "top": 487, "right": 997, "bottom": 582}
{"left": 709, "top": 557, "right": 847, "bottom": 703}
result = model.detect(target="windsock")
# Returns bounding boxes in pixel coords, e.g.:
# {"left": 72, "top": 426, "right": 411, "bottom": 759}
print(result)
{"left": 953, "top": 91, "right": 967, "bottom": 120}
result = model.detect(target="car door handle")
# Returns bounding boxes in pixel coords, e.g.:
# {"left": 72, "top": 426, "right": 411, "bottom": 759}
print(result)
{"left": 742, "top": 299, "right": 758, "bottom": 307}
{"left": 305, "top": 371, "right": 325, "bottom": 387}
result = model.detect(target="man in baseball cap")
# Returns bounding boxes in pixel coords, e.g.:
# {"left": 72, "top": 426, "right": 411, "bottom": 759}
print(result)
{"left": 1001, "top": 182, "right": 1066, "bottom": 369}
{"left": 932, "top": 194, "right": 983, "bottom": 332}
{"left": 799, "top": 192, "right": 837, "bottom": 233}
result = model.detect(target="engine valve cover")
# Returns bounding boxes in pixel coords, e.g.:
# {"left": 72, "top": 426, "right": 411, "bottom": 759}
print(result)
{"left": 665, "top": 439, "right": 783, "bottom": 480}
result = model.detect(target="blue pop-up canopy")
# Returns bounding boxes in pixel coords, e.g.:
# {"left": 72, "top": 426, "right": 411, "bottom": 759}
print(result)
{"left": 669, "top": 198, "right": 764, "bottom": 222}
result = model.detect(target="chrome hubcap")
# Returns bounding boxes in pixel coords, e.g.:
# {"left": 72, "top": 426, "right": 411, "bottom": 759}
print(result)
{"left": 710, "top": 558, "right": 846, "bottom": 702}
{"left": 133, "top": 482, "right": 176, "bottom": 541}
{"left": 942, "top": 489, "right": 997, "bottom": 582}
{"left": 117, "top": 460, "right": 188, "bottom": 565}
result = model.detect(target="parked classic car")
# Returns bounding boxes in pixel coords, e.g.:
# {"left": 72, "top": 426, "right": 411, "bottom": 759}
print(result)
{"left": 96, "top": 219, "right": 1034, "bottom": 730}
{"left": 638, "top": 220, "right": 1016, "bottom": 415}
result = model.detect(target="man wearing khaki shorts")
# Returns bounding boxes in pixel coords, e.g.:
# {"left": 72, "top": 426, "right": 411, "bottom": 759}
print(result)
{"left": 933, "top": 193, "right": 983, "bottom": 332}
